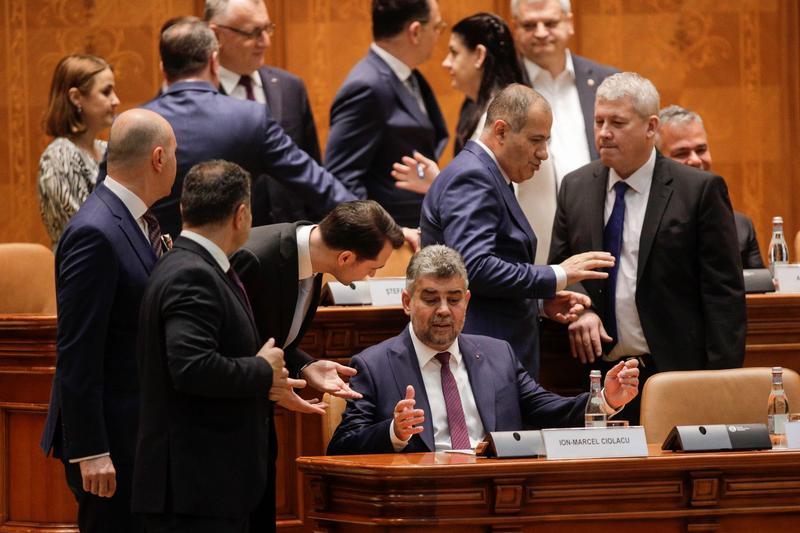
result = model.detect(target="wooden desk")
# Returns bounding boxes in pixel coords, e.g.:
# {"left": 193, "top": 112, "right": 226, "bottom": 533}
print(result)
{"left": 298, "top": 447, "right": 800, "bottom": 532}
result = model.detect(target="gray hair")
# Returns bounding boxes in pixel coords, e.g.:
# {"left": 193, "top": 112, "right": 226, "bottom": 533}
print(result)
{"left": 596, "top": 72, "right": 660, "bottom": 118}
{"left": 204, "top": 0, "right": 261, "bottom": 22}
{"left": 658, "top": 104, "right": 704, "bottom": 129}
{"left": 511, "top": 0, "right": 571, "bottom": 18}
{"left": 406, "top": 245, "right": 469, "bottom": 294}
{"left": 484, "top": 83, "right": 550, "bottom": 133}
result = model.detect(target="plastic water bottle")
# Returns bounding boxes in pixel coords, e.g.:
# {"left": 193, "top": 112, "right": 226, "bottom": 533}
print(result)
{"left": 585, "top": 370, "right": 607, "bottom": 428}
{"left": 768, "top": 216, "right": 789, "bottom": 273}
{"left": 767, "top": 366, "right": 789, "bottom": 449}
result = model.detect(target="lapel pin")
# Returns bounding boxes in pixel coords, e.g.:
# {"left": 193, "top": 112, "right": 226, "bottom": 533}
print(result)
{"left": 476, "top": 353, "right": 481, "bottom": 359}
{"left": 587, "top": 78, "right": 596, "bottom": 87}
{"left": 270, "top": 77, "right": 278, "bottom": 83}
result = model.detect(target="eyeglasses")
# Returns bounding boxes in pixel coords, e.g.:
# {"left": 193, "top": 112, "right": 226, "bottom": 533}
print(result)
{"left": 433, "top": 20, "right": 448, "bottom": 33}
{"left": 517, "top": 18, "right": 563, "bottom": 32}
{"left": 216, "top": 22, "right": 276, "bottom": 39}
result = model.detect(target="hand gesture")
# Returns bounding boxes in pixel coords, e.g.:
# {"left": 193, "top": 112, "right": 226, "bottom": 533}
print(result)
{"left": 393, "top": 385, "right": 425, "bottom": 441}
{"left": 272, "top": 377, "right": 328, "bottom": 415}
{"left": 257, "top": 338, "right": 287, "bottom": 390}
{"left": 603, "top": 359, "right": 640, "bottom": 409}
{"left": 301, "top": 360, "right": 363, "bottom": 399}
{"left": 543, "top": 290, "right": 591, "bottom": 323}
{"left": 402, "top": 227, "right": 421, "bottom": 252}
{"left": 391, "top": 151, "right": 440, "bottom": 194}
{"left": 567, "top": 311, "right": 612, "bottom": 364}
{"left": 79, "top": 455, "right": 116, "bottom": 498}
{"left": 559, "top": 251, "right": 614, "bottom": 286}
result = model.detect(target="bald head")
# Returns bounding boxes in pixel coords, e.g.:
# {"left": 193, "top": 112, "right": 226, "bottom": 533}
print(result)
{"left": 107, "top": 109, "right": 173, "bottom": 171}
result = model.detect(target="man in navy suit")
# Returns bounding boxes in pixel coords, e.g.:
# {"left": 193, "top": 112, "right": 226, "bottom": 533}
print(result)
{"left": 328, "top": 245, "right": 639, "bottom": 455}
{"left": 141, "top": 18, "right": 355, "bottom": 237}
{"left": 325, "top": 0, "right": 449, "bottom": 227}
{"left": 40, "top": 109, "right": 177, "bottom": 533}
{"left": 421, "top": 84, "right": 613, "bottom": 378}
{"left": 206, "top": 0, "right": 324, "bottom": 224}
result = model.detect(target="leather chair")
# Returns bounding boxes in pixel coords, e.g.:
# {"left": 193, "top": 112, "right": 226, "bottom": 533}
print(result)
{"left": 0, "top": 243, "right": 56, "bottom": 314}
{"left": 321, "top": 392, "right": 347, "bottom": 452}
{"left": 794, "top": 229, "right": 800, "bottom": 263}
{"left": 640, "top": 367, "right": 800, "bottom": 444}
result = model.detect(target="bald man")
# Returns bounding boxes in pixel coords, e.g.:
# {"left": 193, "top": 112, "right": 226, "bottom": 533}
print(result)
{"left": 41, "top": 109, "right": 177, "bottom": 533}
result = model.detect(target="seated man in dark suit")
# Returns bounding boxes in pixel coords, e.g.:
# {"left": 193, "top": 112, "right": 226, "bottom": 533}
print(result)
{"left": 206, "top": 0, "right": 324, "bottom": 224}
{"left": 325, "top": 0, "right": 449, "bottom": 227}
{"left": 328, "top": 245, "right": 639, "bottom": 455}
{"left": 655, "top": 104, "right": 764, "bottom": 269}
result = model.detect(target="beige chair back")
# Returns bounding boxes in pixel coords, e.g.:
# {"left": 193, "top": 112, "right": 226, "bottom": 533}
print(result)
{"left": 321, "top": 393, "right": 348, "bottom": 452}
{"left": 794, "top": 229, "right": 800, "bottom": 263}
{"left": 0, "top": 243, "right": 56, "bottom": 314}
{"left": 640, "top": 367, "right": 800, "bottom": 444}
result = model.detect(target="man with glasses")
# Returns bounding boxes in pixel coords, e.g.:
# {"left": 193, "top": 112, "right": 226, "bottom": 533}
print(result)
{"left": 325, "top": 0, "right": 449, "bottom": 228}
{"left": 511, "top": 0, "right": 619, "bottom": 261}
{"left": 206, "top": 0, "right": 324, "bottom": 225}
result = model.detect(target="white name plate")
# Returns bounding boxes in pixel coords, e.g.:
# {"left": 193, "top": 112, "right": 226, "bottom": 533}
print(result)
{"left": 326, "top": 281, "right": 371, "bottom": 305}
{"left": 774, "top": 264, "right": 800, "bottom": 294}
{"left": 367, "top": 277, "right": 405, "bottom": 306}
{"left": 542, "top": 426, "right": 648, "bottom": 460}
{"left": 786, "top": 421, "right": 800, "bottom": 449}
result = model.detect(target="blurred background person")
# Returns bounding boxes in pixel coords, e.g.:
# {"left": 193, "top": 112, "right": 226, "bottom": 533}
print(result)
{"left": 655, "top": 104, "right": 764, "bottom": 269}
{"left": 38, "top": 54, "right": 120, "bottom": 248}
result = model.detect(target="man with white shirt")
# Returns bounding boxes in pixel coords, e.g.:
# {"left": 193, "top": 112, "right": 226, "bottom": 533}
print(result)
{"left": 511, "top": 0, "right": 618, "bottom": 261}
{"left": 325, "top": 0, "right": 449, "bottom": 227}
{"left": 421, "top": 84, "right": 613, "bottom": 379}
{"left": 205, "top": 0, "right": 323, "bottom": 225}
{"left": 327, "top": 244, "right": 640, "bottom": 455}
{"left": 549, "top": 72, "right": 746, "bottom": 424}
{"left": 40, "top": 109, "right": 176, "bottom": 533}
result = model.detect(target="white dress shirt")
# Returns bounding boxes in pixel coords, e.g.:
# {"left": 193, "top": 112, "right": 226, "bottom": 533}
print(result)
{"left": 604, "top": 148, "right": 656, "bottom": 360}
{"left": 523, "top": 50, "right": 592, "bottom": 183}
{"left": 284, "top": 224, "right": 316, "bottom": 348}
{"left": 390, "top": 325, "right": 485, "bottom": 451}
{"left": 218, "top": 64, "right": 266, "bottom": 104}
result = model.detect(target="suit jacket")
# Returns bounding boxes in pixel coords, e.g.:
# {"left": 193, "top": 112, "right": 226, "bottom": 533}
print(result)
{"left": 420, "top": 141, "right": 557, "bottom": 378}
{"left": 230, "top": 222, "right": 321, "bottom": 377}
{"left": 327, "top": 329, "right": 587, "bottom": 455}
{"left": 132, "top": 237, "right": 273, "bottom": 519}
{"left": 127, "top": 81, "right": 354, "bottom": 237}
{"left": 325, "top": 49, "right": 449, "bottom": 227}
{"left": 548, "top": 153, "right": 746, "bottom": 371}
{"left": 220, "top": 66, "right": 323, "bottom": 225}
{"left": 41, "top": 183, "right": 156, "bottom": 466}
{"left": 735, "top": 211, "right": 764, "bottom": 269}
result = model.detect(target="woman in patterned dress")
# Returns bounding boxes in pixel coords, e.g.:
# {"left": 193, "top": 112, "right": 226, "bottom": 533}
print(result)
{"left": 37, "top": 54, "right": 120, "bottom": 248}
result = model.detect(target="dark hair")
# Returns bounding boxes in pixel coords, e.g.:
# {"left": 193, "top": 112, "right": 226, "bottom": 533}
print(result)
{"left": 44, "top": 54, "right": 111, "bottom": 138}
{"left": 181, "top": 160, "right": 251, "bottom": 227}
{"left": 453, "top": 13, "right": 524, "bottom": 152}
{"left": 485, "top": 83, "right": 550, "bottom": 132}
{"left": 160, "top": 17, "right": 218, "bottom": 81}
{"left": 318, "top": 200, "right": 405, "bottom": 259}
{"left": 372, "top": 0, "right": 430, "bottom": 40}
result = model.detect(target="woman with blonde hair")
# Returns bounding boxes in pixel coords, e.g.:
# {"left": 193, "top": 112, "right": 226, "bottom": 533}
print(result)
{"left": 38, "top": 54, "right": 120, "bottom": 247}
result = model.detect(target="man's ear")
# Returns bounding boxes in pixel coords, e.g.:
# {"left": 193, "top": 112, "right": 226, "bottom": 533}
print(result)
{"left": 492, "top": 119, "right": 509, "bottom": 142}
{"left": 151, "top": 146, "right": 164, "bottom": 171}
{"left": 645, "top": 115, "right": 659, "bottom": 138}
{"left": 337, "top": 250, "right": 355, "bottom": 267}
{"left": 407, "top": 20, "right": 423, "bottom": 44}
{"left": 401, "top": 289, "right": 412, "bottom": 316}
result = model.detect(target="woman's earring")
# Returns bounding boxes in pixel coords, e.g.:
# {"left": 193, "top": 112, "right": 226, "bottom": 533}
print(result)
{"left": 77, "top": 104, "right": 82, "bottom": 114}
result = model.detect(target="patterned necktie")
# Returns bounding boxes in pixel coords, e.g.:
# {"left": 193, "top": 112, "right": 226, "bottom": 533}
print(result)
{"left": 141, "top": 210, "right": 163, "bottom": 258}
{"left": 405, "top": 71, "right": 428, "bottom": 115}
{"left": 238, "top": 75, "right": 256, "bottom": 101}
{"left": 227, "top": 267, "right": 254, "bottom": 317}
{"left": 434, "top": 352, "right": 471, "bottom": 450}
{"left": 602, "top": 181, "right": 629, "bottom": 346}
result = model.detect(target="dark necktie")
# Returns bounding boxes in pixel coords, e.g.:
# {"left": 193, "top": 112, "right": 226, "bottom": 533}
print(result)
{"left": 227, "top": 267, "right": 254, "bottom": 317}
{"left": 238, "top": 75, "right": 256, "bottom": 101}
{"left": 406, "top": 71, "right": 427, "bottom": 115}
{"left": 602, "top": 181, "right": 629, "bottom": 346}
{"left": 141, "top": 210, "right": 163, "bottom": 258}
{"left": 434, "top": 352, "right": 471, "bottom": 450}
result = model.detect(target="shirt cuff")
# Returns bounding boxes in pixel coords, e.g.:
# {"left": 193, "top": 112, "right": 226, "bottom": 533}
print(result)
{"left": 601, "top": 388, "right": 623, "bottom": 417}
{"left": 69, "top": 452, "right": 110, "bottom": 464}
{"left": 551, "top": 265, "right": 567, "bottom": 292}
{"left": 389, "top": 420, "right": 411, "bottom": 451}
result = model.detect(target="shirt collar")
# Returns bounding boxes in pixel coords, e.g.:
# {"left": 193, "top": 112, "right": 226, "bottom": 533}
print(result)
{"left": 524, "top": 48, "right": 575, "bottom": 83}
{"left": 608, "top": 148, "right": 657, "bottom": 193}
{"left": 180, "top": 229, "right": 231, "bottom": 272}
{"left": 473, "top": 139, "right": 512, "bottom": 185}
{"left": 218, "top": 64, "right": 263, "bottom": 96}
{"left": 408, "top": 323, "right": 462, "bottom": 369}
{"left": 103, "top": 175, "right": 148, "bottom": 221}
{"left": 370, "top": 42, "right": 413, "bottom": 82}
{"left": 296, "top": 224, "right": 315, "bottom": 280}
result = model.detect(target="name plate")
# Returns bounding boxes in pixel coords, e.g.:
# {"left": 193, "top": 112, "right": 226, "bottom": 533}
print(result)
{"left": 786, "top": 421, "right": 800, "bottom": 449}
{"left": 774, "top": 264, "right": 800, "bottom": 293}
{"left": 327, "top": 281, "right": 371, "bottom": 305}
{"left": 542, "top": 426, "right": 648, "bottom": 460}
{"left": 367, "top": 277, "right": 405, "bottom": 306}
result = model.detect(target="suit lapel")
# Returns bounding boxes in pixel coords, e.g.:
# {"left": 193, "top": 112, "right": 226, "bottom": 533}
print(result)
{"left": 460, "top": 336, "right": 496, "bottom": 433}
{"left": 637, "top": 154, "right": 673, "bottom": 283}
{"left": 95, "top": 184, "right": 156, "bottom": 274}
{"left": 258, "top": 67, "right": 282, "bottom": 122}
{"left": 589, "top": 165, "right": 609, "bottom": 251}
{"left": 369, "top": 51, "right": 433, "bottom": 130}
{"left": 277, "top": 223, "right": 302, "bottom": 345}
{"left": 389, "top": 330, "right": 435, "bottom": 452}
{"left": 572, "top": 55, "right": 600, "bottom": 160}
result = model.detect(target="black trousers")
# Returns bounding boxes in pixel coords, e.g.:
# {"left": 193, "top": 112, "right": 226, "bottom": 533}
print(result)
{"left": 249, "top": 421, "right": 278, "bottom": 533}
{"left": 64, "top": 459, "right": 144, "bottom": 533}
{"left": 144, "top": 513, "right": 248, "bottom": 533}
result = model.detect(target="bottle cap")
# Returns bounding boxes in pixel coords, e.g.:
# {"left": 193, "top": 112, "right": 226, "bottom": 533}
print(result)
{"left": 589, "top": 369, "right": 601, "bottom": 377}
{"left": 772, "top": 366, "right": 783, "bottom": 373}
{"left": 773, "top": 216, "right": 784, "bottom": 224}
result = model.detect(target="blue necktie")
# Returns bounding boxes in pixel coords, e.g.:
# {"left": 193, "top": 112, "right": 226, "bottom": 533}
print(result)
{"left": 603, "top": 181, "right": 629, "bottom": 347}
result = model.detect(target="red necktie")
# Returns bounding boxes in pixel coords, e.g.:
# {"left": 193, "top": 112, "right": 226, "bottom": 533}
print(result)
{"left": 434, "top": 352, "right": 471, "bottom": 450}
{"left": 238, "top": 75, "right": 256, "bottom": 101}
{"left": 141, "top": 210, "right": 163, "bottom": 258}
{"left": 227, "top": 267, "right": 254, "bottom": 316}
